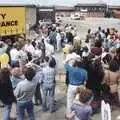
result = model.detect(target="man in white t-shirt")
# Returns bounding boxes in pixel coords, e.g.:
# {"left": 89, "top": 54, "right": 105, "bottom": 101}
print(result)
{"left": 19, "top": 48, "right": 28, "bottom": 67}
{"left": 44, "top": 40, "right": 54, "bottom": 56}
{"left": 24, "top": 39, "right": 35, "bottom": 56}
{"left": 10, "top": 43, "right": 20, "bottom": 68}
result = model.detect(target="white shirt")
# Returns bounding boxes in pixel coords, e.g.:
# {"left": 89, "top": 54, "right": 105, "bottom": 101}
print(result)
{"left": 71, "top": 30, "right": 76, "bottom": 36}
{"left": 34, "top": 49, "right": 42, "bottom": 58}
{"left": 10, "top": 48, "right": 19, "bottom": 61}
{"left": 45, "top": 41, "right": 54, "bottom": 56}
{"left": 83, "top": 42, "right": 91, "bottom": 52}
{"left": 74, "top": 36, "right": 80, "bottom": 43}
{"left": 19, "top": 50, "right": 28, "bottom": 66}
{"left": 24, "top": 44, "right": 35, "bottom": 55}
{"left": 56, "top": 33, "right": 61, "bottom": 42}
{"left": 82, "top": 51, "right": 89, "bottom": 57}
{"left": 64, "top": 52, "right": 81, "bottom": 66}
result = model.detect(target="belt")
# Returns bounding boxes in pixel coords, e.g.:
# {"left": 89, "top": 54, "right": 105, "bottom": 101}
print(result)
{"left": 70, "top": 83, "right": 84, "bottom": 86}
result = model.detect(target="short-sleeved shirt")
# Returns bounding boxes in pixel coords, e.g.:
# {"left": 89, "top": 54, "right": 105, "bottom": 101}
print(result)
{"left": 0, "top": 53, "right": 9, "bottom": 68}
{"left": 71, "top": 102, "right": 92, "bottom": 120}
{"left": 65, "top": 64, "right": 87, "bottom": 86}
{"left": 42, "top": 66, "right": 56, "bottom": 88}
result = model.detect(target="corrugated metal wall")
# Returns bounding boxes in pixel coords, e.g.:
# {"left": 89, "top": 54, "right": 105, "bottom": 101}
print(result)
{"left": 25, "top": 7, "right": 36, "bottom": 36}
{"left": 86, "top": 12, "right": 105, "bottom": 17}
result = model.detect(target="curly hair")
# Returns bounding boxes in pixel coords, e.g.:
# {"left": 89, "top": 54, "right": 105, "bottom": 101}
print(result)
{"left": 0, "top": 68, "right": 10, "bottom": 84}
{"left": 24, "top": 67, "right": 36, "bottom": 81}
{"left": 76, "top": 87, "right": 93, "bottom": 104}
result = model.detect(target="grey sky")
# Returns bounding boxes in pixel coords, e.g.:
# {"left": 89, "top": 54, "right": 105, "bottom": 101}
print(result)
{"left": 0, "top": 0, "right": 120, "bottom": 6}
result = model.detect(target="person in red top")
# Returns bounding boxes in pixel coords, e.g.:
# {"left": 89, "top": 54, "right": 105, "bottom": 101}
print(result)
{"left": 91, "top": 40, "right": 102, "bottom": 56}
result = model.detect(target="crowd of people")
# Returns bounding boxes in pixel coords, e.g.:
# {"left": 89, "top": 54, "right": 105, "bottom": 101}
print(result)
{"left": 0, "top": 27, "right": 57, "bottom": 119}
{"left": 64, "top": 26, "right": 120, "bottom": 120}
{"left": 0, "top": 22, "right": 120, "bottom": 120}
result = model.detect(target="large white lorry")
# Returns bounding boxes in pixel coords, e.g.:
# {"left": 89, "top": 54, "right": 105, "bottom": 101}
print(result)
{"left": 71, "top": 13, "right": 80, "bottom": 20}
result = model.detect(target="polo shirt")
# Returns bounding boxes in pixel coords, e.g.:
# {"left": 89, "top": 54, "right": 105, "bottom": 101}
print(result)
{"left": 65, "top": 64, "right": 88, "bottom": 86}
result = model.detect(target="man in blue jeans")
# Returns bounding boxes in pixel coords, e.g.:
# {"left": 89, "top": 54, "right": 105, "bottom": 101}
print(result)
{"left": 41, "top": 58, "right": 56, "bottom": 113}
{"left": 64, "top": 60, "right": 88, "bottom": 118}
{"left": 14, "top": 67, "right": 36, "bottom": 120}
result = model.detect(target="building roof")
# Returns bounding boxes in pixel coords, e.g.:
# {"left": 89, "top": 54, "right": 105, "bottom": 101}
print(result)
{"left": 37, "top": 6, "right": 55, "bottom": 9}
{"left": 0, "top": 4, "right": 36, "bottom": 7}
{"left": 97, "top": 0, "right": 106, "bottom": 4}
{"left": 109, "top": 5, "right": 120, "bottom": 9}
{"left": 75, "top": 3, "right": 107, "bottom": 7}
{"left": 55, "top": 6, "right": 75, "bottom": 11}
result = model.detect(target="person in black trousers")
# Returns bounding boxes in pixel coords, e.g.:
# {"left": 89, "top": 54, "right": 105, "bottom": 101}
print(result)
{"left": 0, "top": 68, "right": 15, "bottom": 120}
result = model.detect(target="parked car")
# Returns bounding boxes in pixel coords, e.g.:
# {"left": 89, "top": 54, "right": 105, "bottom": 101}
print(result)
{"left": 71, "top": 14, "right": 80, "bottom": 20}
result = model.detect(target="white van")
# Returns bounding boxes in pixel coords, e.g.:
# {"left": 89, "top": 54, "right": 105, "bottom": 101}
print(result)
{"left": 71, "top": 13, "right": 80, "bottom": 20}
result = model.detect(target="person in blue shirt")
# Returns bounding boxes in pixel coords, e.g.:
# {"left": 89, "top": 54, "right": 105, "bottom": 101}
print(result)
{"left": 65, "top": 62, "right": 87, "bottom": 86}
{"left": 65, "top": 60, "right": 88, "bottom": 118}
{"left": 41, "top": 57, "right": 56, "bottom": 113}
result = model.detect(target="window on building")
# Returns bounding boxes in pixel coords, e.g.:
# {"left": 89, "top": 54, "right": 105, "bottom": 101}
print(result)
{"left": 76, "top": 7, "right": 80, "bottom": 11}
{"left": 94, "top": 7, "right": 96, "bottom": 11}
{"left": 92, "top": 7, "right": 94, "bottom": 11}
{"left": 99, "top": 7, "right": 102, "bottom": 11}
